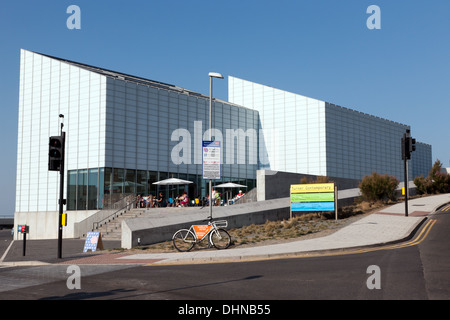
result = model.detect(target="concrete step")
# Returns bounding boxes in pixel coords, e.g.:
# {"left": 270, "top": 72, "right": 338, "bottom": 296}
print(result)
{"left": 89, "top": 208, "right": 161, "bottom": 241}
{"left": 88, "top": 205, "right": 209, "bottom": 241}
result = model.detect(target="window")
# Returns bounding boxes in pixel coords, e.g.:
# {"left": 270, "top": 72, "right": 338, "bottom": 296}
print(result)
{"left": 88, "top": 168, "right": 99, "bottom": 210}
{"left": 77, "top": 169, "right": 87, "bottom": 210}
{"left": 67, "top": 171, "right": 77, "bottom": 210}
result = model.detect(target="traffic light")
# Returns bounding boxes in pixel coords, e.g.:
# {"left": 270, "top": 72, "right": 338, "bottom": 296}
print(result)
{"left": 402, "top": 136, "right": 406, "bottom": 160}
{"left": 409, "top": 138, "right": 416, "bottom": 154}
{"left": 401, "top": 133, "right": 416, "bottom": 161}
{"left": 49, "top": 136, "right": 64, "bottom": 171}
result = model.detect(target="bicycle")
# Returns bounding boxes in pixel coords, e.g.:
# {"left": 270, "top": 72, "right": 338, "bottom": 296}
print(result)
{"left": 172, "top": 217, "right": 231, "bottom": 252}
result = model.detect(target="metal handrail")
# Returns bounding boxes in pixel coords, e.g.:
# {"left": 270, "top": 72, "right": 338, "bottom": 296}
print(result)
{"left": 92, "top": 194, "right": 137, "bottom": 232}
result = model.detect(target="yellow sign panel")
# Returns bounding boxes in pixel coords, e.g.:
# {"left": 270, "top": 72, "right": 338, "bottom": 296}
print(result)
{"left": 61, "top": 213, "right": 67, "bottom": 226}
{"left": 290, "top": 183, "right": 335, "bottom": 194}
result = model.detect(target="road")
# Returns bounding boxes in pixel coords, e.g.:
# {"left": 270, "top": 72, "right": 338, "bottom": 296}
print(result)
{"left": 1, "top": 205, "right": 449, "bottom": 304}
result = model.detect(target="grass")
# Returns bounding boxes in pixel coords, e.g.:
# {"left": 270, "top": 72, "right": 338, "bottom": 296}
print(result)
{"left": 229, "top": 214, "right": 339, "bottom": 246}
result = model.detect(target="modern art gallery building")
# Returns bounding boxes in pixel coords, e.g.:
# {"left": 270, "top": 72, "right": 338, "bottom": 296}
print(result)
{"left": 15, "top": 50, "right": 432, "bottom": 239}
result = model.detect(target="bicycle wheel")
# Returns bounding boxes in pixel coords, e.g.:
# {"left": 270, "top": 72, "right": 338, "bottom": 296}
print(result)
{"left": 210, "top": 228, "right": 231, "bottom": 250}
{"left": 172, "top": 229, "right": 196, "bottom": 252}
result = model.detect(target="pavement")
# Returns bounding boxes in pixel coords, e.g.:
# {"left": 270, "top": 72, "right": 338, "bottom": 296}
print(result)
{"left": 1, "top": 194, "right": 450, "bottom": 267}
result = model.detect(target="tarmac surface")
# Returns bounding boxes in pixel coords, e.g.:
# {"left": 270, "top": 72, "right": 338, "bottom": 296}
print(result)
{"left": 1, "top": 194, "right": 450, "bottom": 267}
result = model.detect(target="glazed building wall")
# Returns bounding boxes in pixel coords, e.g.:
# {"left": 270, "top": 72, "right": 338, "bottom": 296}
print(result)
{"left": 411, "top": 142, "right": 432, "bottom": 178}
{"left": 229, "top": 75, "right": 432, "bottom": 181}
{"left": 15, "top": 50, "right": 107, "bottom": 239}
{"left": 15, "top": 49, "right": 107, "bottom": 215}
{"left": 229, "top": 76, "right": 328, "bottom": 176}
{"left": 16, "top": 50, "right": 260, "bottom": 216}
{"left": 324, "top": 102, "right": 409, "bottom": 180}
{"left": 103, "top": 77, "right": 259, "bottom": 181}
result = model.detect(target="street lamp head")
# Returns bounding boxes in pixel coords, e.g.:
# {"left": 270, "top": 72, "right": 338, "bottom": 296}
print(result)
{"left": 209, "top": 72, "right": 224, "bottom": 79}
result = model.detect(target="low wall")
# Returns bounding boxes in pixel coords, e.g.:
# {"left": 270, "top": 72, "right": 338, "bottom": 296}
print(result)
{"left": 14, "top": 210, "right": 99, "bottom": 240}
{"left": 257, "top": 170, "right": 361, "bottom": 201}
{"left": 73, "top": 208, "right": 127, "bottom": 238}
{"left": 122, "top": 198, "right": 291, "bottom": 249}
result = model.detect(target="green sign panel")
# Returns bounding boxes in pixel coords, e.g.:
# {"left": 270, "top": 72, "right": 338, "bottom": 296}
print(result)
{"left": 290, "top": 192, "right": 335, "bottom": 203}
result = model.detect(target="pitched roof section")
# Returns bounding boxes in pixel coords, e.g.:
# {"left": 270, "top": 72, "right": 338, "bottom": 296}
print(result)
{"left": 29, "top": 49, "right": 209, "bottom": 99}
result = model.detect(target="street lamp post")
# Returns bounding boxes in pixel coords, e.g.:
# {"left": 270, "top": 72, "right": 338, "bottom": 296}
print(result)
{"left": 208, "top": 72, "right": 224, "bottom": 219}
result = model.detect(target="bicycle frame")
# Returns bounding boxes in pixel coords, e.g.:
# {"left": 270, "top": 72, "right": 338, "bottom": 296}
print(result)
{"left": 172, "top": 218, "right": 230, "bottom": 252}
{"left": 188, "top": 220, "right": 227, "bottom": 244}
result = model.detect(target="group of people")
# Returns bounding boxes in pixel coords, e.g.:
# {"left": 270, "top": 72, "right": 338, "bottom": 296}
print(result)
{"left": 135, "top": 193, "right": 164, "bottom": 208}
{"left": 135, "top": 191, "right": 190, "bottom": 208}
{"left": 133, "top": 189, "right": 246, "bottom": 209}
{"left": 205, "top": 189, "right": 246, "bottom": 206}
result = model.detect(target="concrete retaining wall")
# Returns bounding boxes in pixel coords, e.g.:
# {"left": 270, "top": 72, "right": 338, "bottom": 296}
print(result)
{"left": 257, "top": 170, "right": 360, "bottom": 201}
{"left": 14, "top": 210, "right": 98, "bottom": 240}
{"left": 122, "top": 198, "right": 291, "bottom": 249}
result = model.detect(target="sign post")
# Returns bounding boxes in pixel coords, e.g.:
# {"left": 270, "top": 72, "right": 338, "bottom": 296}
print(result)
{"left": 17, "top": 225, "right": 29, "bottom": 256}
{"left": 203, "top": 141, "right": 221, "bottom": 219}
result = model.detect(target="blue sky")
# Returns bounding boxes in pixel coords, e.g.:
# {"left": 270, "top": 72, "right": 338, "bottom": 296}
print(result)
{"left": 1, "top": 0, "right": 449, "bottom": 216}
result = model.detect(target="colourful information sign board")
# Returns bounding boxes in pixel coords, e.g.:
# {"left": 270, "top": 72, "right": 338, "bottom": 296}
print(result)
{"left": 290, "top": 183, "right": 337, "bottom": 218}
{"left": 290, "top": 183, "right": 335, "bottom": 194}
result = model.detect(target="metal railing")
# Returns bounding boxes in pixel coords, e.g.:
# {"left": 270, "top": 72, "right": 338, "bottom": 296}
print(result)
{"left": 92, "top": 194, "right": 137, "bottom": 232}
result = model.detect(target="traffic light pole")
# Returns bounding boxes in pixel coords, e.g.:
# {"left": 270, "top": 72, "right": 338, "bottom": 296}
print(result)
{"left": 402, "top": 129, "right": 416, "bottom": 218}
{"left": 404, "top": 154, "right": 409, "bottom": 217}
{"left": 57, "top": 131, "right": 66, "bottom": 259}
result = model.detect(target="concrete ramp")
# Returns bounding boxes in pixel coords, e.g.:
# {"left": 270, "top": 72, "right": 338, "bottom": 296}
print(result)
{"left": 121, "top": 198, "right": 291, "bottom": 249}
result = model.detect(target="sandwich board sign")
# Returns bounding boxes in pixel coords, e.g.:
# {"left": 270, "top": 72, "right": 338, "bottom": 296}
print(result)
{"left": 83, "top": 232, "right": 104, "bottom": 252}
{"left": 290, "top": 183, "right": 338, "bottom": 220}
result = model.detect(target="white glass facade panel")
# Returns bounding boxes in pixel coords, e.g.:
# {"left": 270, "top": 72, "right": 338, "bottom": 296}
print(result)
{"left": 229, "top": 76, "right": 327, "bottom": 176}
{"left": 16, "top": 50, "right": 107, "bottom": 213}
{"left": 229, "top": 76, "right": 431, "bottom": 181}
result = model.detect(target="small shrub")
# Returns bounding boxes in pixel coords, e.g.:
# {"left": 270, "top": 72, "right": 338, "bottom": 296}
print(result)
{"left": 359, "top": 172, "right": 399, "bottom": 203}
{"left": 414, "top": 160, "right": 450, "bottom": 194}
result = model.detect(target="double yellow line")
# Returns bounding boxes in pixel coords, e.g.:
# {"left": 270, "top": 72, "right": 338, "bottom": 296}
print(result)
{"left": 377, "top": 219, "right": 436, "bottom": 251}
{"left": 441, "top": 205, "right": 450, "bottom": 212}
{"left": 350, "top": 219, "right": 436, "bottom": 254}
{"left": 303, "top": 218, "right": 437, "bottom": 258}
